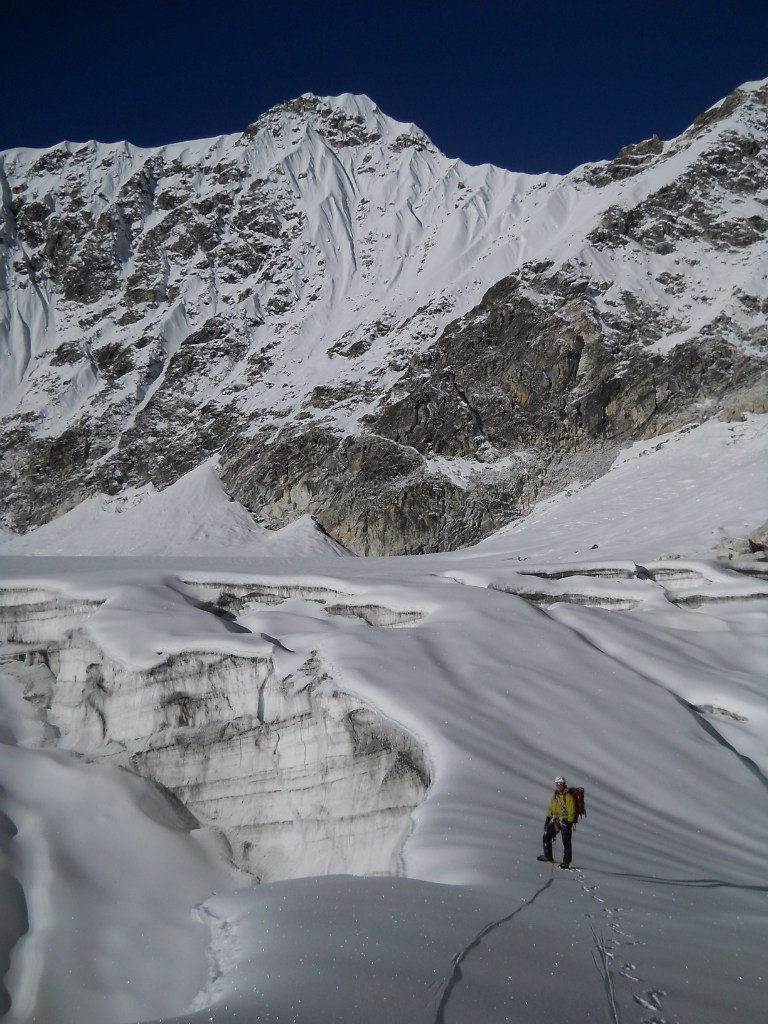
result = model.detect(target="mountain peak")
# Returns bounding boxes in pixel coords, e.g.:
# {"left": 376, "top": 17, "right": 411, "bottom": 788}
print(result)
{"left": 244, "top": 92, "right": 433, "bottom": 151}
{"left": 688, "top": 75, "right": 768, "bottom": 136}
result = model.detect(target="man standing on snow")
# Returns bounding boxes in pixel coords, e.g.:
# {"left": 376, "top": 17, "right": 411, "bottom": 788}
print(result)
{"left": 538, "top": 775, "right": 576, "bottom": 869}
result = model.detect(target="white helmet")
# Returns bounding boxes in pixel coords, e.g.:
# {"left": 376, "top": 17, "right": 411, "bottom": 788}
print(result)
{"left": 555, "top": 775, "right": 566, "bottom": 787}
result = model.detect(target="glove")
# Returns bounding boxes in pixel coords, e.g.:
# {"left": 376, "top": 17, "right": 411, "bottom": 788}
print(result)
{"left": 544, "top": 816, "right": 552, "bottom": 828}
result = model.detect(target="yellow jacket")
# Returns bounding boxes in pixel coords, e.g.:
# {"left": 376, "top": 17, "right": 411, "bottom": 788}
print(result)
{"left": 547, "top": 790, "right": 576, "bottom": 824}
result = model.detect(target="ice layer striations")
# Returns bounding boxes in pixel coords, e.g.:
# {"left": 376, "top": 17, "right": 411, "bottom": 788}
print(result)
{"left": 0, "top": 584, "right": 429, "bottom": 881}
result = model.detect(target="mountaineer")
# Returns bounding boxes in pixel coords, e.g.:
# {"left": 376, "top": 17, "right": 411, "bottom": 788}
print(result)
{"left": 537, "top": 775, "right": 577, "bottom": 869}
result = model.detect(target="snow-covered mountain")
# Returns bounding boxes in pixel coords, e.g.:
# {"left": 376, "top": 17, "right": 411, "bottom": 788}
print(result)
{"left": 1, "top": 82, "right": 766, "bottom": 553}
{"left": 1, "top": 82, "right": 768, "bottom": 1024}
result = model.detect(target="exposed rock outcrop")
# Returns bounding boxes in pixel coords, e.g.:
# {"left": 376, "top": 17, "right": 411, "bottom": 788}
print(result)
{"left": 221, "top": 258, "right": 766, "bottom": 554}
{"left": 749, "top": 519, "right": 768, "bottom": 553}
{"left": 718, "top": 518, "right": 768, "bottom": 561}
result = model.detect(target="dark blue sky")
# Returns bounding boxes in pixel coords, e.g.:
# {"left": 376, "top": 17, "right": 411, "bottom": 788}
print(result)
{"left": 3, "top": 1, "right": 766, "bottom": 174}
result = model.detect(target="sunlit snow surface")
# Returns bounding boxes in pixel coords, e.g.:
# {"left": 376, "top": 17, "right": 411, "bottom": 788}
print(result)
{"left": 0, "top": 415, "right": 766, "bottom": 1024}
{"left": 3, "top": 82, "right": 767, "bottom": 466}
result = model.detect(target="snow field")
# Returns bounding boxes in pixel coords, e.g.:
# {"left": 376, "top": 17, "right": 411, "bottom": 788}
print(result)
{"left": 0, "top": 402, "right": 765, "bottom": 1020}
{"left": 0, "top": 536, "right": 766, "bottom": 1022}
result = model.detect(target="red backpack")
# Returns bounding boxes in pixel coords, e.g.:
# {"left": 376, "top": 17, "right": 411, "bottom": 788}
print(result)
{"left": 569, "top": 786, "right": 587, "bottom": 822}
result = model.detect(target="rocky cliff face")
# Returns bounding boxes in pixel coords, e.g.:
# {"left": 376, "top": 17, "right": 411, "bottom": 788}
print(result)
{"left": 1, "top": 84, "right": 766, "bottom": 553}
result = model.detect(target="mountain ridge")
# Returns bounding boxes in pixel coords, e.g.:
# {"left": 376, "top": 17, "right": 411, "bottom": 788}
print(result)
{"left": 1, "top": 81, "right": 766, "bottom": 552}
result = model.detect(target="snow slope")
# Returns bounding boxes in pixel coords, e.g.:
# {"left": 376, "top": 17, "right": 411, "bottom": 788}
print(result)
{"left": 476, "top": 413, "right": 768, "bottom": 562}
{"left": 0, "top": 93, "right": 550, "bottom": 433}
{"left": 0, "top": 411, "right": 766, "bottom": 1024}
{"left": 0, "top": 462, "right": 349, "bottom": 558}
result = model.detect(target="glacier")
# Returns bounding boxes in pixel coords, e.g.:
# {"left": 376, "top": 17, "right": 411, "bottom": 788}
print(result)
{"left": 0, "top": 407, "right": 767, "bottom": 1022}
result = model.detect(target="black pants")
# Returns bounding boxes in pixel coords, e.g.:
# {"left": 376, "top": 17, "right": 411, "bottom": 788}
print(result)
{"left": 543, "top": 822, "right": 572, "bottom": 865}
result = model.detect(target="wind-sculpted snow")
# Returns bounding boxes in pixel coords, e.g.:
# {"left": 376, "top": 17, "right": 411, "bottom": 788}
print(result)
{"left": 0, "top": 546, "right": 767, "bottom": 1023}
{"left": 0, "top": 92, "right": 546, "bottom": 540}
{"left": 0, "top": 649, "right": 243, "bottom": 1024}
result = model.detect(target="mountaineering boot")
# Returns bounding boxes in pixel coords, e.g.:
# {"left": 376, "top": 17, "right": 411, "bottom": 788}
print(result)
{"left": 537, "top": 855, "right": 554, "bottom": 862}
{"left": 559, "top": 863, "right": 572, "bottom": 870}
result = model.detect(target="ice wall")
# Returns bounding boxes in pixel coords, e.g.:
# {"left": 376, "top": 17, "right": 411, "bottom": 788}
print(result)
{"left": 0, "top": 587, "right": 429, "bottom": 882}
